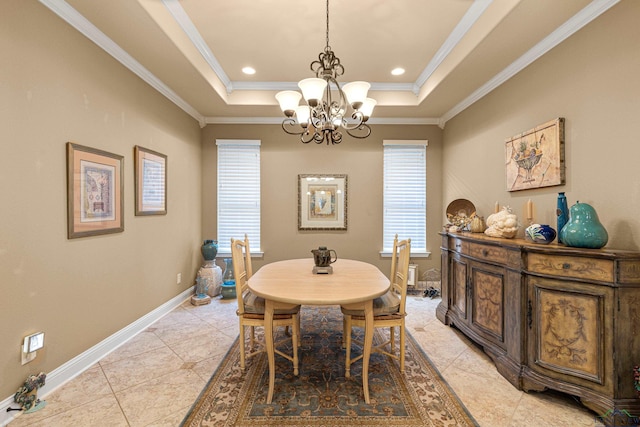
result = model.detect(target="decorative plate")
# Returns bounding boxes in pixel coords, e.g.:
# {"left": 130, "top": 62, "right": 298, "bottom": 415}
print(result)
{"left": 446, "top": 199, "right": 476, "bottom": 219}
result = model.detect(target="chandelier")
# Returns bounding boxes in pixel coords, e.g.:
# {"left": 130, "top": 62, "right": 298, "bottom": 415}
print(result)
{"left": 275, "top": 0, "right": 376, "bottom": 145}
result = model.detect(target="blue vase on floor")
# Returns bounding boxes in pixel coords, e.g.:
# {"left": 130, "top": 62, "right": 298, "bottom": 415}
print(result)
{"left": 220, "top": 258, "right": 236, "bottom": 299}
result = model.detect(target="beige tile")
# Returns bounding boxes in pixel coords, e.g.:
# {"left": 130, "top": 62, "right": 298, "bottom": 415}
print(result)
{"left": 101, "top": 330, "right": 167, "bottom": 365}
{"left": 100, "top": 346, "right": 184, "bottom": 392}
{"left": 12, "top": 294, "right": 607, "bottom": 427}
{"left": 8, "top": 365, "right": 113, "bottom": 426}
{"left": 152, "top": 316, "right": 215, "bottom": 345}
{"left": 169, "top": 328, "right": 236, "bottom": 362}
{"left": 116, "top": 369, "right": 206, "bottom": 426}
{"left": 191, "top": 353, "right": 226, "bottom": 382}
{"left": 144, "top": 406, "right": 191, "bottom": 426}
{"left": 443, "top": 358, "right": 524, "bottom": 427}
{"left": 510, "top": 390, "right": 596, "bottom": 426}
{"left": 409, "top": 324, "right": 473, "bottom": 372}
{"left": 10, "top": 395, "right": 128, "bottom": 427}
{"left": 151, "top": 306, "right": 202, "bottom": 330}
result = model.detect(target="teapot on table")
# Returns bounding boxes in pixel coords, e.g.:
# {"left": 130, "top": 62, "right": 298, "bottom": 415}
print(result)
{"left": 311, "top": 246, "right": 337, "bottom": 267}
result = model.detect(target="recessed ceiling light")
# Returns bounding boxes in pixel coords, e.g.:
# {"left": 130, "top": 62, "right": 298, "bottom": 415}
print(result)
{"left": 391, "top": 68, "right": 405, "bottom": 76}
{"left": 242, "top": 67, "right": 256, "bottom": 75}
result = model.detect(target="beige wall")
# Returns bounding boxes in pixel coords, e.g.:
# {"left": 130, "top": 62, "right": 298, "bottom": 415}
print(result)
{"left": 443, "top": 0, "right": 640, "bottom": 251}
{"left": 4, "top": 0, "right": 637, "bottom": 408}
{"left": 0, "top": 2, "right": 202, "bottom": 398}
{"left": 201, "top": 124, "right": 443, "bottom": 276}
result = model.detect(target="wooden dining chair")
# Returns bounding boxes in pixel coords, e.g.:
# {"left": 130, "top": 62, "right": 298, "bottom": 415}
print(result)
{"left": 341, "top": 234, "right": 411, "bottom": 376}
{"left": 231, "top": 235, "right": 301, "bottom": 374}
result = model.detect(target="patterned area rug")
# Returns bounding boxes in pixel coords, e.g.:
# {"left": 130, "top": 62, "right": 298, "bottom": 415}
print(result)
{"left": 181, "top": 305, "right": 477, "bottom": 426}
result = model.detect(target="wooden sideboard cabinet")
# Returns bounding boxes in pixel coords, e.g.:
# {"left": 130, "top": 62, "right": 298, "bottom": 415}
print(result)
{"left": 437, "top": 231, "right": 640, "bottom": 420}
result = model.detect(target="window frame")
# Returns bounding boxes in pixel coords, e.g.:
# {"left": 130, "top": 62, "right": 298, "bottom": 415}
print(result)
{"left": 216, "top": 139, "right": 262, "bottom": 256}
{"left": 381, "top": 140, "right": 429, "bottom": 258}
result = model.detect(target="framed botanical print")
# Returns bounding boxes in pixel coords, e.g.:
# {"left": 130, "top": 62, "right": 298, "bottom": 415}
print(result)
{"left": 66, "top": 142, "right": 124, "bottom": 238}
{"left": 298, "top": 174, "right": 347, "bottom": 230}
{"left": 134, "top": 146, "right": 167, "bottom": 215}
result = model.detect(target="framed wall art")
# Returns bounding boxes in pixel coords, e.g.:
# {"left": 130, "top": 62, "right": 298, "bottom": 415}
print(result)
{"left": 298, "top": 174, "right": 347, "bottom": 230}
{"left": 134, "top": 145, "right": 167, "bottom": 216}
{"left": 505, "top": 117, "right": 565, "bottom": 192}
{"left": 66, "top": 142, "right": 124, "bottom": 238}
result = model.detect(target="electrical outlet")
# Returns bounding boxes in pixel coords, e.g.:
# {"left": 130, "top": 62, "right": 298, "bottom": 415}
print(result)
{"left": 176, "top": 273, "right": 182, "bottom": 284}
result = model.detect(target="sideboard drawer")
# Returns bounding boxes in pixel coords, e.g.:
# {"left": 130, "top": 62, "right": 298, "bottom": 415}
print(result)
{"left": 528, "top": 253, "right": 614, "bottom": 282}
{"left": 469, "top": 242, "right": 508, "bottom": 265}
{"left": 450, "top": 237, "right": 469, "bottom": 254}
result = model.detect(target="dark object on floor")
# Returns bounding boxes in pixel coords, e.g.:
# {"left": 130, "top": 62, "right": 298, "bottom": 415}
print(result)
{"left": 424, "top": 287, "right": 440, "bottom": 299}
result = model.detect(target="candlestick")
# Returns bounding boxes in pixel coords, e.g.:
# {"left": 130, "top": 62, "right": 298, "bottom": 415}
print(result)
{"left": 526, "top": 199, "right": 533, "bottom": 222}
{"left": 494, "top": 202, "right": 500, "bottom": 214}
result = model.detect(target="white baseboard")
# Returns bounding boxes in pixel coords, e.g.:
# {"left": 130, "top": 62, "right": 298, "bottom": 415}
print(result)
{"left": 1, "top": 288, "right": 193, "bottom": 427}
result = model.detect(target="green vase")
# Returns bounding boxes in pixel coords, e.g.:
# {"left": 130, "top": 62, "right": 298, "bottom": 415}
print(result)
{"left": 559, "top": 201, "right": 608, "bottom": 249}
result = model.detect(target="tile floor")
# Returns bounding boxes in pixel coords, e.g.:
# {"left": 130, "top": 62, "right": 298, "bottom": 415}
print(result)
{"left": 8, "top": 296, "right": 597, "bottom": 426}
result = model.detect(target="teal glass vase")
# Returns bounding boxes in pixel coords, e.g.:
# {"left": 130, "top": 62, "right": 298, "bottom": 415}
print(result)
{"left": 201, "top": 240, "right": 218, "bottom": 261}
{"left": 559, "top": 201, "right": 608, "bottom": 249}
{"left": 220, "top": 258, "right": 236, "bottom": 299}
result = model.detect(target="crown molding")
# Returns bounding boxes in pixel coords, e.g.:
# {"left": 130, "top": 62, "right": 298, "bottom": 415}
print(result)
{"left": 415, "top": 0, "right": 492, "bottom": 89}
{"left": 204, "top": 116, "right": 440, "bottom": 126}
{"left": 39, "top": 0, "right": 206, "bottom": 127}
{"left": 162, "top": 0, "right": 232, "bottom": 94}
{"left": 440, "top": 0, "right": 620, "bottom": 126}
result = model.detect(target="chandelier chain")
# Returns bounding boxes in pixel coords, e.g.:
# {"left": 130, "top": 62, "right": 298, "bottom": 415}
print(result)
{"left": 325, "top": 0, "right": 330, "bottom": 49}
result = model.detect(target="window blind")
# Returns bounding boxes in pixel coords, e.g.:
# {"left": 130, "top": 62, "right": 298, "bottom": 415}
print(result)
{"left": 217, "top": 140, "right": 261, "bottom": 253}
{"left": 383, "top": 141, "right": 427, "bottom": 253}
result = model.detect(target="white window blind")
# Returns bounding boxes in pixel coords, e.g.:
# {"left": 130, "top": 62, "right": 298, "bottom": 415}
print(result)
{"left": 217, "top": 140, "right": 261, "bottom": 253}
{"left": 383, "top": 140, "right": 427, "bottom": 254}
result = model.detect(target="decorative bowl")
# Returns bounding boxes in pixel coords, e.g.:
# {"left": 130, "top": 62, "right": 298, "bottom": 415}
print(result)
{"left": 525, "top": 224, "right": 557, "bottom": 244}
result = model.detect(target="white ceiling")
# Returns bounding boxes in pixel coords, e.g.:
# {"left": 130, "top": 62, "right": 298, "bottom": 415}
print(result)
{"left": 40, "top": 0, "right": 618, "bottom": 127}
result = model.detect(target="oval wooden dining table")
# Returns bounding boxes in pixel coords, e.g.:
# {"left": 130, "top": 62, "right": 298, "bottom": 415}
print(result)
{"left": 248, "top": 258, "right": 390, "bottom": 404}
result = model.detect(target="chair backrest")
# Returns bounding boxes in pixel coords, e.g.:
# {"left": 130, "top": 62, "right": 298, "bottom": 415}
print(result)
{"left": 390, "top": 234, "right": 411, "bottom": 315}
{"left": 230, "top": 234, "right": 252, "bottom": 314}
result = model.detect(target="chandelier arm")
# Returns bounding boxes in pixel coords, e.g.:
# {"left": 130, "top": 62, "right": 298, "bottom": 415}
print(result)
{"left": 300, "top": 131, "right": 316, "bottom": 144}
{"left": 281, "top": 118, "right": 306, "bottom": 136}
{"left": 329, "top": 129, "right": 343, "bottom": 145}
{"left": 339, "top": 111, "right": 365, "bottom": 131}
{"left": 346, "top": 123, "right": 372, "bottom": 139}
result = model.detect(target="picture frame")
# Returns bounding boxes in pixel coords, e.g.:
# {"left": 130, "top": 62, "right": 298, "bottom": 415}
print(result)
{"left": 134, "top": 145, "right": 167, "bottom": 216}
{"left": 66, "top": 142, "right": 124, "bottom": 238}
{"left": 505, "top": 117, "right": 565, "bottom": 192}
{"left": 298, "top": 174, "right": 347, "bottom": 231}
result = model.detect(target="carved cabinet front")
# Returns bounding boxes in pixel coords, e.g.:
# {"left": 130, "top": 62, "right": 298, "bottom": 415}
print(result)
{"left": 438, "top": 232, "right": 640, "bottom": 422}
{"left": 526, "top": 277, "right": 613, "bottom": 395}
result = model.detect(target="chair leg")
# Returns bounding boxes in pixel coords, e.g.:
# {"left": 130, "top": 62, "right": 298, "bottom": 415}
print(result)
{"left": 344, "top": 315, "right": 352, "bottom": 378}
{"left": 342, "top": 316, "right": 347, "bottom": 349}
{"left": 390, "top": 325, "right": 395, "bottom": 354}
{"left": 250, "top": 326, "right": 255, "bottom": 346}
{"left": 292, "top": 314, "right": 299, "bottom": 376}
{"left": 399, "top": 321, "right": 405, "bottom": 372}
{"left": 239, "top": 323, "right": 246, "bottom": 370}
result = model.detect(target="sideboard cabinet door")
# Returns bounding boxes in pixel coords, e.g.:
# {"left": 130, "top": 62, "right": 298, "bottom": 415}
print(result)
{"left": 468, "top": 260, "right": 506, "bottom": 350}
{"left": 525, "top": 276, "right": 614, "bottom": 396}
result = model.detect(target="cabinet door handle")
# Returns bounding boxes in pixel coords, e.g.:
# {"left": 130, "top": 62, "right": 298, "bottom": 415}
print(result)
{"left": 455, "top": 243, "right": 462, "bottom": 250}
{"left": 562, "top": 263, "right": 571, "bottom": 269}
{"left": 482, "top": 249, "right": 489, "bottom": 257}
